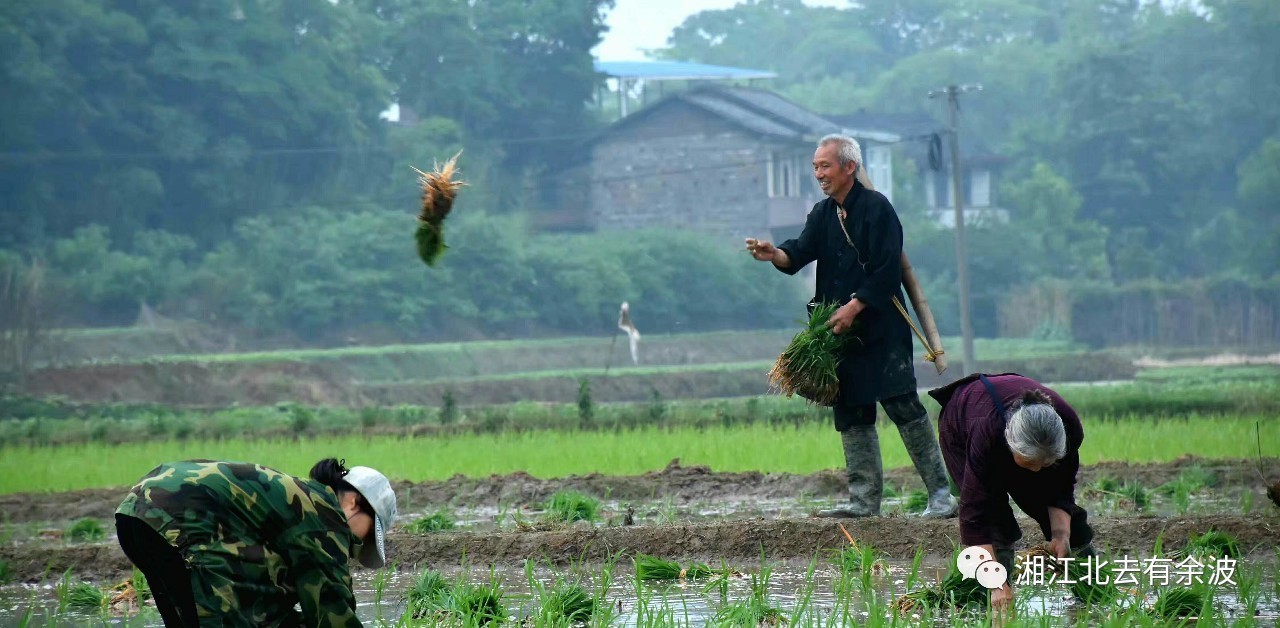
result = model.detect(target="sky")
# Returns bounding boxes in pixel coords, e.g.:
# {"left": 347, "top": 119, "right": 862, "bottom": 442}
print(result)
{"left": 593, "top": 0, "right": 846, "bottom": 61}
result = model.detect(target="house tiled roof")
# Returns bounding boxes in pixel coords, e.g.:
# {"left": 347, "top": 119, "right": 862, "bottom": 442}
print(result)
{"left": 608, "top": 85, "right": 840, "bottom": 142}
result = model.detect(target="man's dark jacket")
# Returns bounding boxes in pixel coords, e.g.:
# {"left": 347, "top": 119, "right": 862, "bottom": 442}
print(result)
{"left": 776, "top": 179, "right": 915, "bottom": 406}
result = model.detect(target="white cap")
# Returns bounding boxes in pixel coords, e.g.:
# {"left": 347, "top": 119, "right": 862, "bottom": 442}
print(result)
{"left": 344, "top": 466, "right": 397, "bottom": 568}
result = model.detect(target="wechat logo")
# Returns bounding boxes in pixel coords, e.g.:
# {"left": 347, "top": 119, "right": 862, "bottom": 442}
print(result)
{"left": 958, "top": 546, "right": 1008, "bottom": 589}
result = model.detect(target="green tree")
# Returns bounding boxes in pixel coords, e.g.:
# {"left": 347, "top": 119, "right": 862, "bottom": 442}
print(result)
{"left": 0, "top": 0, "right": 390, "bottom": 247}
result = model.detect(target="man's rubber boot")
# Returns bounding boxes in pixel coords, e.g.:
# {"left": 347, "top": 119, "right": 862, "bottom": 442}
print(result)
{"left": 897, "top": 413, "right": 958, "bottom": 518}
{"left": 817, "top": 424, "right": 883, "bottom": 518}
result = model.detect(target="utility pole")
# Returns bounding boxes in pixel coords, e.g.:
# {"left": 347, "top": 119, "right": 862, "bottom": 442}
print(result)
{"left": 928, "top": 84, "right": 981, "bottom": 375}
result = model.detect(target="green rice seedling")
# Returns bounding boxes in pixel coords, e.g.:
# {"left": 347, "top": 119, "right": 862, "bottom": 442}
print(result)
{"left": 767, "top": 302, "right": 853, "bottom": 405}
{"left": 1070, "top": 560, "right": 1122, "bottom": 606}
{"left": 447, "top": 580, "right": 507, "bottom": 626}
{"left": 830, "top": 541, "right": 886, "bottom": 575}
{"left": 0, "top": 559, "right": 9, "bottom": 584}
{"left": 538, "top": 581, "right": 597, "bottom": 624}
{"left": 1119, "top": 482, "right": 1150, "bottom": 510}
{"left": 405, "top": 511, "right": 456, "bottom": 533}
{"left": 682, "top": 562, "right": 715, "bottom": 580}
{"left": 1090, "top": 476, "right": 1121, "bottom": 494}
{"left": 1152, "top": 587, "right": 1208, "bottom": 619}
{"left": 1236, "top": 565, "right": 1264, "bottom": 615}
{"left": 635, "top": 554, "right": 682, "bottom": 582}
{"left": 904, "top": 489, "right": 929, "bottom": 512}
{"left": 1177, "top": 530, "right": 1242, "bottom": 559}
{"left": 906, "top": 545, "right": 926, "bottom": 590}
{"left": 405, "top": 569, "right": 451, "bottom": 618}
{"left": 65, "top": 518, "right": 105, "bottom": 542}
{"left": 712, "top": 563, "right": 786, "bottom": 627}
{"left": 545, "top": 490, "right": 599, "bottom": 523}
{"left": 131, "top": 567, "right": 151, "bottom": 601}
{"left": 1241, "top": 490, "right": 1254, "bottom": 515}
{"left": 1156, "top": 466, "right": 1217, "bottom": 496}
{"left": 64, "top": 582, "right": 107, "bottom": 611}
{"left": 936, "top": 564, "right": 989, "bottom": 609}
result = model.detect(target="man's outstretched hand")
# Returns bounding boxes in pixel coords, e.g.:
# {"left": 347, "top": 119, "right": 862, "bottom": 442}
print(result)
{"left": 745, "top": 238, "right": 777, "bottom": 262}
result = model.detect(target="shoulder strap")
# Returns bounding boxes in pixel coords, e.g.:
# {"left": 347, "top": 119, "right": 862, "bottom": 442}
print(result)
{"left": 978, "top": 374, "right": 1008, "bottom": 418}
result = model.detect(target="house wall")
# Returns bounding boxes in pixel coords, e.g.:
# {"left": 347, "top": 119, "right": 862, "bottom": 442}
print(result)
{"left": 588, "top": 104, "right": 805, "bottom": 241}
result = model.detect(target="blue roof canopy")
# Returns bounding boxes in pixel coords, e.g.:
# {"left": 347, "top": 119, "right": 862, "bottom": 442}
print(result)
{"left": 594, "top": 60, "right": 777, "bottom": 82}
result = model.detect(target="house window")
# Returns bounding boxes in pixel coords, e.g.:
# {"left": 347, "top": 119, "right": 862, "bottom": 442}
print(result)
{"left": 865, "top": 145, "right": 893, "bottom": 202}
{"left": 768, "top": 151, "right": 803, "bottom": 198}
{"left": 970, "top": 169, "right": 991, "bottom": 207}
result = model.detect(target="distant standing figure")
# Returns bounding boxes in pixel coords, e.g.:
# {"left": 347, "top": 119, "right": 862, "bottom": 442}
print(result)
{"left": 619, "top": 301, "right": 641, "bottom": 364}
{"left": 929, "top": 372, "right": 1097, "bottom": 610}
{"left": 115, "top": 458, "right": 397, "bottom": 626}
{"left": 745, "top": 134, "right": 956, "bottom": 519}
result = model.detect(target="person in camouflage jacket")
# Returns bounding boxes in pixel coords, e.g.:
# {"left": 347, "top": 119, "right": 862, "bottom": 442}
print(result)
{"left": 115, "top": 458, "right": 397, "bottom": 627}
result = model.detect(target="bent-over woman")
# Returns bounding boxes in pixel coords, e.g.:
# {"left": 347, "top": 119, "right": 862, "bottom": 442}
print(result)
{"left": 929, "top": 373, "right": 1096, "bottom": 609}
{"left": 115, "top": 457, "right": 397, "bottom": 627}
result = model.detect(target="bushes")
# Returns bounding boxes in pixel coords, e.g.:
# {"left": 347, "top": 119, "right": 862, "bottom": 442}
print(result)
{"left": 29, "top": 212, "right": 803, "bottom": 343}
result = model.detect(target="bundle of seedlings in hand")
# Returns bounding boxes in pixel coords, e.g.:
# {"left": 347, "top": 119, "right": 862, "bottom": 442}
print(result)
{"left": 892, "top": 562, "right": 988, "bottom": 614}
{"left": 767, "top": 302, "right": 853, "bottom": 406}
{"left": 412, "top": 150, "right": 466, "bottom": 267}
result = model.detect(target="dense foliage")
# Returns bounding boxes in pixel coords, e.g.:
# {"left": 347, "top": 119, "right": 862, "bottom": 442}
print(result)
{"left": 1, "top": 0, "right": 1276, "bottom": 342}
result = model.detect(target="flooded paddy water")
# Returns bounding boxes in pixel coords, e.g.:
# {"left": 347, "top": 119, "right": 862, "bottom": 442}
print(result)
{"left": 2, "top": 458, "right": 1278, "bottom": 625}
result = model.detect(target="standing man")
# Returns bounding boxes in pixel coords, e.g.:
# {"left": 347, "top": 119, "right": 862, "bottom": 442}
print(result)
{"left": 746, "top": 134, "right": 956, "bottom": 518}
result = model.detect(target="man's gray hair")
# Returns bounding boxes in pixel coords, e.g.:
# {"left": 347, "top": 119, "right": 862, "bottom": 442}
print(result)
{"left": 1004, "top": 404, "right": 1067, "bottom": 466}
{"left": 818, "top": 134, "right": 863, "bottom": 168}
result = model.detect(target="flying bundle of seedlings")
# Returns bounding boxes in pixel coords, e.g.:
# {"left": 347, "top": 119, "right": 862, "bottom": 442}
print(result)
{"left": 767, "top": 302, "right": 854, "bottom": 406}
{"left": 412, "top": 151, "right": 466, "bottom": 267}
{"left": 1152, "top": 587, "right": 1209, "bottom": 619}
{"left": 1174, "top": 530, "right": 1242, "bottom": 560}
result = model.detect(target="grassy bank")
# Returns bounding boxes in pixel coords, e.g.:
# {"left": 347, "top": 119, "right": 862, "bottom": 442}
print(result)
{"left": 1, "top": 414, "right": 1276, "bottom": 493}
{"left": 3, "top": 368, "right": 1276, "bottom": 446}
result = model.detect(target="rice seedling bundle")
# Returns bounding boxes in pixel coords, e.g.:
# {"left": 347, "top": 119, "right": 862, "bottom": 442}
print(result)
{"left": 539, "top": 582, "right": 596, "bottom": 623}
{"left": 682, "top": 563, "right": 716, "bottom": 580}
{"left": 767, "top": 302, "right": 853, "bottom": 406}
{"left": 1176, "top": 530, "right": 1242, "bottom": 559}
{"left": 413, "top": 151, "right": 466, "bottom": 267}
{"left": 66, "top": 518, "right": 105, "bottom": 542}
{"left": 65, "top": 583, "right": 107, "bottom": 611}
{"left": 406, "top": 569, "right": 451, "bottom": 618}
{"left": 1152, "top": 587, "right": 1207, "bottom": 619}
{"left": 635, "top": 554, "right": 683, "bottom": 581}
{"left": 892, "top": 565, "right": 988, "bottom": 614}
{"left": 448, "top": 582, "right": 507, "bottom": 626}
{"left": 406, "top": 511, "right": 456, "bottom": 533}
{"left": 545, "top": 490, "right": 599, "bottom": 522}
{"left": 904, "top": 489, "right": 929, "bottom": 512}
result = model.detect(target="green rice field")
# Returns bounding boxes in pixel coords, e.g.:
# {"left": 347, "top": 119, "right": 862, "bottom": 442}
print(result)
{"left": 2, "top": 414, "right": 1275, "bottom": 493}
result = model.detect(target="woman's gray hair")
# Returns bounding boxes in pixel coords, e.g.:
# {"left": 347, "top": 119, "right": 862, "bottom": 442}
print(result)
{"left": 818, "top": 134, "right": 863, "bottom": 168}
{"left": 1004, "top": 396, "right": 1066, "bottom": 466}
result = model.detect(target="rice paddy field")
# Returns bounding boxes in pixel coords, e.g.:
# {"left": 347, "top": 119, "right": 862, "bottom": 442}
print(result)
{"left": 0, "top": 337, "right": 1278, "bottom": 626}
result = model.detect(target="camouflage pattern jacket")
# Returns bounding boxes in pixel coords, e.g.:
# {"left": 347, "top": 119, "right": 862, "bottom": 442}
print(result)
{"left": 116, "top": 460, "right": 363, "bottom": 627}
